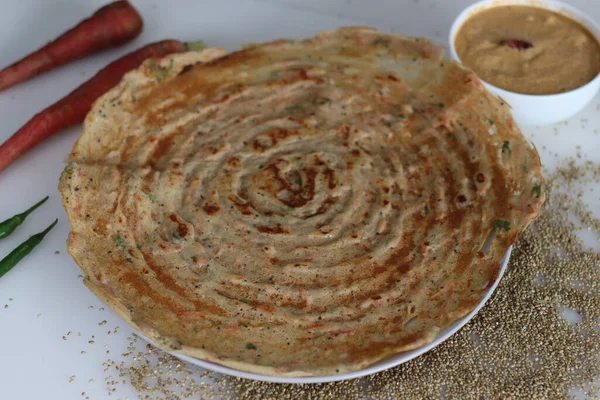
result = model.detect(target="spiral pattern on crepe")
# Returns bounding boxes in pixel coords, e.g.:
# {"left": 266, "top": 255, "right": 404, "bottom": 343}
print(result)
{"left": 60, "top": 28, "right": 544, "bottom": 376}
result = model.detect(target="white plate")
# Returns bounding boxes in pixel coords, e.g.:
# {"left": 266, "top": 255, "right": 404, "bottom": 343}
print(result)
{"left": 138, "top": 247, "right": 511, "bottom": 384}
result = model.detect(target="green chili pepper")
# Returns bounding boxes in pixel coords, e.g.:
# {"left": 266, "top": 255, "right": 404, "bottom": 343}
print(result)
{"left": 0, "top": 219, "right": 57, "bottom": 279}
{"left": 0, "top": 196, "right": 49, "bottom": 240}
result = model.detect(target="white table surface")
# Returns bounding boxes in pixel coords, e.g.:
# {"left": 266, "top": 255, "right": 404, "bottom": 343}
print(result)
{"left": 0, "top": 0, "right": 599, "bottom": 399}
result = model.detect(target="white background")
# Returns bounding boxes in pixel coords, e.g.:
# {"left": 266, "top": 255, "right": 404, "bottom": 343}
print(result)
{"left": 0, "top": 0, "right": 598, "bottom": 398}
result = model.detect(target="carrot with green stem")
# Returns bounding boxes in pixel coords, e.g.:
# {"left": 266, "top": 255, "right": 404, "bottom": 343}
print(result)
{"left": 0, "top": 39, "right": 206, "bottom": 173}
{"left": 0, "top": 0, "right": 143, "bottom": 92}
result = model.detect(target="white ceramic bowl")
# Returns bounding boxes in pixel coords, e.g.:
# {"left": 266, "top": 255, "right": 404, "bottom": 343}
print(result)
{"left": 449, "top": 0, "right": 600, "bottom": 126}
{"left": 138, "top": 249, "right": 511, "bottom": 384}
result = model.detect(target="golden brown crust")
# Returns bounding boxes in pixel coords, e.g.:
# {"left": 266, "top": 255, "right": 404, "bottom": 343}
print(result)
{"left": 59, "top": 28, "right": 544, "bottom": 377}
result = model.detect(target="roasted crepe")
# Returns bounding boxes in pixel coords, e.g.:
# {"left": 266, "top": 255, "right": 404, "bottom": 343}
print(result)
{"left": 59, "top": 28, "right": 544, "bottom": 376}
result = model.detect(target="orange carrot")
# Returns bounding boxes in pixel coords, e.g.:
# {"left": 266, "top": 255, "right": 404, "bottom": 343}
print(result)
{"left": 0, "top": 0, "right": 143, "bottom": 92}
{"left": 0, "top": 39, "right": 205, "bottom": 173}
